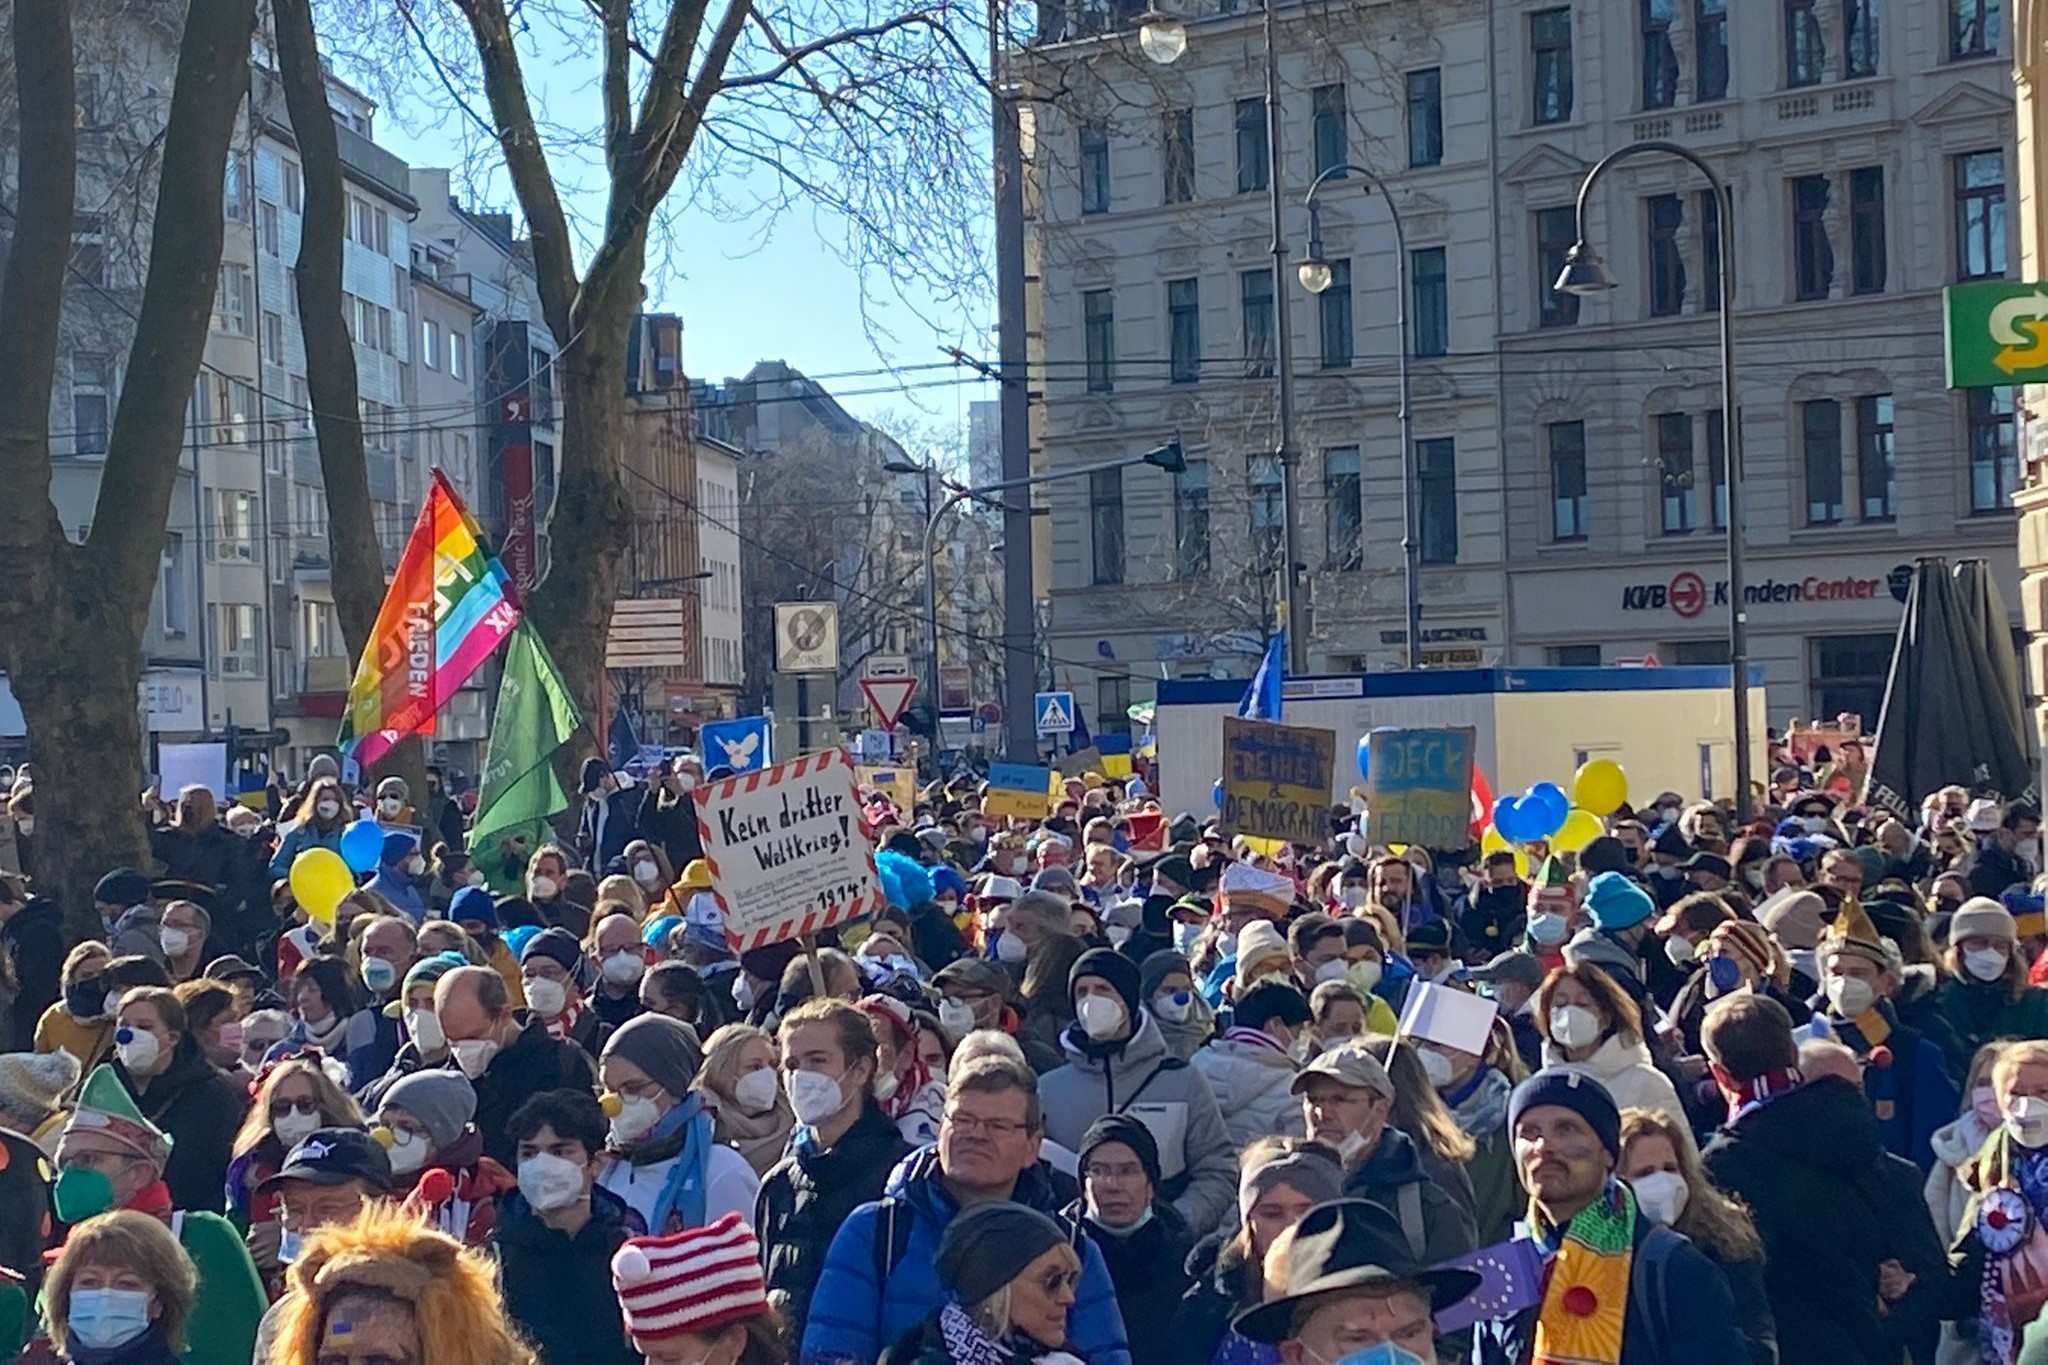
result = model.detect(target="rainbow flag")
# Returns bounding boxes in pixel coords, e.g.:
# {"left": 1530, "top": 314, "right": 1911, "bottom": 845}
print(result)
{"left": 337, "top": 470, "right": 521, "bottom": 766}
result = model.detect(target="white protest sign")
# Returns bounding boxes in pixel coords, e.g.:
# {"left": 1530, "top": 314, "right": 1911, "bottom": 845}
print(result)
{"left": 692, "top": 747, "right": 883, "bottom": 951}
{"left": 1397, "top": 980, "right": 1499, "bottom": 1057}
{"left": 157, "top": 742, "right": 229, "bottom": 801}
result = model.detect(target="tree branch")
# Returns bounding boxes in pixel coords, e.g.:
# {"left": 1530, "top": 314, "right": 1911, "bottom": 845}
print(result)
{"left": 599, "top": 0, "right": 633, "bottom": 179}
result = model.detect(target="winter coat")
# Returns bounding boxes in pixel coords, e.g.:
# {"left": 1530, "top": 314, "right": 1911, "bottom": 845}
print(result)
{"left": 1925, "top": 1111, "right": 1995, "bottom": 1246}
{"left": 1169, "top": 1231, "right": 1278, "bottom": 1365}
{"left": 1340, "top": 1127, "right": 1476, "bottom": 1267}
{"left": 1540, "top": 1033, "right": 1685, "bottom": 1126}
{"left": 1037, "top": 1013, "right": 1238, "bottom": 1237}
{"left": 115, "top": 1044, "right": 246, "bottom": 1213}
{"left": 577, "top": 788, "right": 639, "bottom": 871}
{"left": 636, "top": 785, "right": 703, "bottom": 869}
{"left": 1831, "top": 1003, "right": 1959, "bottom": 1171}
{"left": 1702, "top": 1243, "right": 1778, "bottom": 1365}
{"left": 463, "top": 1011, "right": 596, "bottom": 1166}
{"left": 1069, "top": 1200, "right": 1193, "bottom": 1365}
{"left": 1459, "top": 884, "right": 1527, "bottom": 962}
{"left": 1936, "top": 973, "right": 2048, "bottom": 1057}
{"left": 757, "top": 1100, "right": 913, "bottom": 1343}
{"left": 493, "top": 1184, "right": 639, "bottom": 1365}
{"left": 1480, "top": 1209, "right": 1746, "bottom": 1365}
{"left": 396, "top": 1127, "right": 517, "bottom": 1245}
{"left": 34, "top": 1005, "right": 112, "bottom": 1074}
{"left": 1444, "top": 1066, "right": 1520, "bottom": 1245}
{"left": 1187, "top": 1033, "right": 1304, "bottom": 1149}
{"left": 1, "top": 900, "right": 63, "bottom": 1046}
{"left": 268, "top": 820, "right": 343, "bottom": 880}
{"left": 1702, "top": 1075, "right": 1907, "bottom": 1365}
{"left": 152, "top": 823, "right": 259, "bottom": 926}
{"left": 798, "top": 1146, "right": 1132, "bottom": 1365}
{"left": 1012, "top": 990, "right": 1071, "bottom": 1075}
{"left": 1896, "top": 965, "right": 1972, "bottom": 1082}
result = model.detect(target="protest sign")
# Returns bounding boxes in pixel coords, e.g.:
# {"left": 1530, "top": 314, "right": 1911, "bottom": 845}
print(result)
{"left": 1397, "top": 980, "right": 1499, "bottom": 1056}
{"left": 984, "top": 762, "right": 1056, "bottom": 820}
{"left": 693, "top": 748, "right": 882, "bottom": 952}
{"left": 1057, "top": 746, "right": 1105, "bottom": 778}
{"left": 1367, "top": 726, "right": 1478, "bottom": 851}
{"left": 1220, "top": 717, "right": 1337, "bottom": 845}
{"left": 857, "top": 764, "right": 917, "bottom": 813}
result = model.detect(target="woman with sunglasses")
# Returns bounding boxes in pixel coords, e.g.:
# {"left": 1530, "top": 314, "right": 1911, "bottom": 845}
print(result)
{"left": 880, "top": 1201, "right": 1084, "bottom": 1364}
{"left": 224, "top": 1057, "right": 364, "bottom": 1288}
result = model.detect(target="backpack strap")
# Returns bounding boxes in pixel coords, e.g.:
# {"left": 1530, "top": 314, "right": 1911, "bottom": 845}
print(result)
{"left": 871, "top": 1196, "right": 914, "bottom": 1287}
{"left": 1629, "top": 1226, "right": 1680, "bottom": 1365}
{"left": 1117, "top": 1056, "right": 1187, "bottom": 1113}
{"left": 1396, "top": 1182, "right": 1426, "bottom": 1262}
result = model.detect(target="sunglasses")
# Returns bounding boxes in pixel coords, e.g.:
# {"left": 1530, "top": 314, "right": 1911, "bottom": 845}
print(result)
{"left": 269, "top": 1096, "right": 319, "bottom": 1120}
{"left": 1035, "top": 1268, "right": 1082, "bottom": 1295}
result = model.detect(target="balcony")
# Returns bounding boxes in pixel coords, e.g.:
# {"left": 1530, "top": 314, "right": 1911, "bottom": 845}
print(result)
{"left": 297, "top": 655, "right": 350, "bottom": 718}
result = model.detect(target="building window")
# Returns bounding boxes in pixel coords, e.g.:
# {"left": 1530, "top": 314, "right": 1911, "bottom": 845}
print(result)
{"left": 1324, "top": 445, "right": 1362, "bottom": 570}
{"left": 1792, "top": 174, "right": 1834, "bottom": 301}
{"left": 1657, "top": 411, "right": 1697, "bottom": 533}
{"left": 1642, "top": 0, "right": 1678, "bottom": 109}
{"left": 282, "top": 161, "right": 303, "bottom": 212}
{"left": 1163, "top": 109, "right": 1195, "bottom": 205}
{"left": 1249, "top": 453, "right": 1284, "bottom": 565}
{"left": 1810, "top": 633, "right": 1894, "bottom": 727}
{"left": 1319, "top": 260, "right": 1353, "bottom": 369}
{"left": 1647, "top": 194, "right": 1686, "bottom": 316}
{"left": 70, "top": 351, "right": 111, "bottom": 457}
{"left": 1409, "top": 248, "right": 1449, "bottom": 357}
{"left": 1549, "top": 420, "right": 1589, "bottom": 541}
{"left": 1235, "top": 98, "right": 1268, "bottom": 194}
{"left": 1090, "top": 466, "right": 1124, "bottom": 584}
{"left": 1168, "top": 278, "right": 1201, "bottom": 383}
{"left": 259, "top": 201, "right": 280, "bottom": 256}
{"left": 1082, "top": 290, "right": 1115, "bottom": 393}
{"left": 1536, "top": 206, "right": 1580, "bottom": 328}
{"left": 1551, "top": 644, "right": 1603, "bottom": 666}
{"left": 213, "top": 604, "right": 260, "bottom": 677}
{"left": 1850, "top": 167, "right": 1886, "bottom": 294}
{"left": 1096, "top": 674, "right": 1132, "bottom": 736}
{"left": 1952, "top": 0, "right": 2000, "bottom": 55}
{"left": 1406, "top": 68, "right": 1443, "bottom": 168}
{"left": 1079, "top": 122, "right": 1110, "bottom": 215}
{"left": 1802, "top": 397, "right": 1845, "bottom": 525}
{"left": 449, "top": 331, "right": 467, "bottom": 380}
{"left": 1968, "top": 385, "right": 2017, "bottom": 513}
{"left": 1417, "top": 438, "right": 1458, "bottom": 563}
{"left": 1531, "top": 9, "right": 1574, "bottom": 124}
{"left": 1241, "top": 269, "right": 1275, "bottom": 378}
{"left": 1786, "top": 0, "right": 1825, "bottom": 85}
{"left": 1695, "top": 189, "right": 1723, "bottom": 313}
{"left": 71, "top": 213, "right": 106, "bottom": 286}
{"left": 1844, "top": 0, "right": 1879, "bottom": 76}
{"left": 159, "top": 534, "right": 186, "bottom": 636}
{"left": 1312, "top": 84, "right": 1347, "bottom": 178}
{"left": 1857, "top": 393, "right": 1896, "bottom": 521}
{"left": 214, "top": 264, "right": 251, "bottom": 335}
{"left": 213, "top": 489, "right": 257, "bottom": 561}
{"left": 262, "top": 311, "right": 285, "bottom": 367}
{"left": 1955, "top": 150, "right": 2007, "bottom": 281}
{"left": 1696, "top": 0, "right": 1730, "bottom": 99}
{"left": 1175, "top": 459, "right": 1210, "bottom": 578}
{"left": 422, "top": 319, "right": 440, "bottom": 371}
{"left": 224, "top": 156, "right": 248, "bottom": 223}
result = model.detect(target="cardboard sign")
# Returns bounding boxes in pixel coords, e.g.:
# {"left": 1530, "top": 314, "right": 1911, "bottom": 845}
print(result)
{"left": 1367, "top": 727, "right": 1478, "bottom": 851}
{"left": 984, "top": 762, "right": 1056, "bottom": 821}
{"left": 857, "top": 764, "right": 917, "bottom": 814}
{"left": 1220, "top": 717, "right": 1338, "bottom": 846}
{"left": 692, "top": 749, "right": 883, "bottom": 952}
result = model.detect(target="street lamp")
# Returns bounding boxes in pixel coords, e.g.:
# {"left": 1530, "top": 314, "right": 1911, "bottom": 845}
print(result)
{"left": 883, "top": 456, "right": 944, "bottom": 734}
{"left": 921, "top": 442, "right": 1184, "bottom": 757}
{"left": 1296, "top": 164, "right": 1421, "bottom": 669}
{"left": 1557, "top": 140, "right": 1753, "bottom": 818}
{"left": 1136, "top": 5, "right": 1308, "bottom": 676}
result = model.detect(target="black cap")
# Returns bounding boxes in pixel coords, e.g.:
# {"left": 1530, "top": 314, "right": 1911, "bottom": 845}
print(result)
{"left": 1406, "top": 919, "right": 1452, "bottom": 955}
{"left": 1681, "top": 851, "right": 1732, "bottom": 879}
{"left": 1651, "top": 824, "right": 1693, "bottom": 859}
{"left": 258, "top": 1127, "right": 393, "bottom": 1193}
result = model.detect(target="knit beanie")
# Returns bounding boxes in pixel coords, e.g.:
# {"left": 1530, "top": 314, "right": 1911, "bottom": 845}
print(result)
{"left": 1757, "top": 890, "right": 1826, "bottom": 952}
{"left": 1952, "top": 897, "right": 2019, "bottom": 945}
{"left": 601, "top": 1014, "right": 705, "bottom": 1100}
{"left": 520, "top": 926, "right": 585, "bottom": 977}
{"left": 1139, "top": 950, "right": 1192, "bottom": 1002}
{"left": 449, "top": 885, "right": 499, "bottom": 929}
{"left": 93, "top": 868, "right": 152, "bottom": 909}
{"left": 1237, "top": 1144, "right": 1344, "bottom": 1220}
{"left": 1079, "top": 1113, "right": 1162, "bottom": 1188}
{"left": 1579, "top": 837, "right": 1633, "bottom": 876}
{"left": 1233, "top": 920, "right": 1290, "bottom": 984}
{"left": 380, "top": 1070, "right": 477, "bottom": 1151}
{"left": 1508, "top": 1067, "right": 1621, "bottom": 1159}
{"left": 611, "top": 1212, "right": 768, "bottom": 1341}
{"left": 380, "top": 831, "right": 419, "bottom": 867}
{"left": 1584, "top": 871, "right": 1654, "bottom": 931}
{"left": 1709, "top": 918, "right": 1788, "bottom": 987}
{"left": 936, "top": 1201, "right": 1070, "bottom": 1305}
{"left": 0, "top": 1049, "right": 78, "bottom": 1129}
{"left": 1070, "top": 947, "right": 1141, "bottom": 1019}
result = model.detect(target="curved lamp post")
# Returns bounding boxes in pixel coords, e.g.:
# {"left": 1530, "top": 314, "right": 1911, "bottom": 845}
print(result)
{"left": 1556, "top": 140, "right": 1751, "bottom": 817}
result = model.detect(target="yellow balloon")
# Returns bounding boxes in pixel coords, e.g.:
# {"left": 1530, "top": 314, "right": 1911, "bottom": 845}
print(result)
{"left": 1551, "top": 808, "right": 1605, "bottom": 854}
{"left": 1573, "top": 759, "right": 1630, "bottom": 817}
{"left": 1479, "top": 826, "right": 1532, "bottom": 878}
{"left": 289, "top": 847, "right": 354, "bottom": 925}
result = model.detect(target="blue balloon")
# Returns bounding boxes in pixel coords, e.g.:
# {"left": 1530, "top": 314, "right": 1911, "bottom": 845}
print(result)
{"left": 339, "top": 817, "right": 384, "bottom": 875}
{"left": 1356, "top": 735, "right": 1373, "bottom": 783}
{"left": 1525, "top": 782, "right": 1570, "bottom": 837}
{"left": 1491, "top": 795, "right": 1526, "bottom": 843}
{"left": 1212, "top": 778, "right": 1225, "bottom": 810}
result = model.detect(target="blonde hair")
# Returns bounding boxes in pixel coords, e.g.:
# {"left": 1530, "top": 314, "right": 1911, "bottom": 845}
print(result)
{"left": 1619, "top": 1107, "right": 1763, "bottom": 1262}
{"left": 965, "top": 1238, "right": 1080, "bottom": 1340}
{"left": 1360, "top": 1034, "right": 1477, "bottom": 1164}
{"left": 1993, "top": 1039, "right": 2048, "bottom": 1096}
{"left": 271, "top": 1203, "right": 538, "bottom": 1365}
{"left": 47, "top": 1210, "right": 196, "bottom": 1350}
{"left": 698, "top": 1022, "right": 775, "bottom": 1100}
{"left": 234, "top": 1057, "right": 365, "bottom": 1157}
{"left": 173, "top": 784, "right": 219, "bottom": 833}
{"left": 594, "top": 876, "right": 647, "bottom": 920}
{"left": 1961, "top": 1042, "right": 2009, "bottom": 1116}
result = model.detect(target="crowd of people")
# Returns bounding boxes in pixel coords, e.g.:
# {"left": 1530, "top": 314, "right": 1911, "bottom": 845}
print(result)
{"left": 0, "top": 739, "right": 2045, "bottom": 1364}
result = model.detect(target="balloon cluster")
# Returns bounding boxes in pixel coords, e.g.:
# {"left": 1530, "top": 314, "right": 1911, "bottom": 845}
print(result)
{"left": 1478, "top": 759, "right": 1630, "bottom": 873}
{"left": 287, "top": 815, "right": 388, "bottom": 927}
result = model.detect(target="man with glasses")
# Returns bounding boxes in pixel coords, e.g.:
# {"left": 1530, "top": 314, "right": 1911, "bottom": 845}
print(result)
{"left": 800, "top": 1056, "right": 1132, "bottom": 1365}
{"left": 251, "top": 1128, "right": 393, "bottom": 1359}
{"left": 1068, "top": 1114, "right": 1190, "bottom": 1364}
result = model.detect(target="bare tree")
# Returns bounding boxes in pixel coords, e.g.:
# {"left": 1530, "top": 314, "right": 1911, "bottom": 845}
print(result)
{"left": 0, "top": 0, "right": 259, "bottom": 930}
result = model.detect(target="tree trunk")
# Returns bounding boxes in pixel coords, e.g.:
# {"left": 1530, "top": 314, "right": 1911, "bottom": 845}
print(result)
{"left": 0, "top": 0, "right": 257, "bottom": 934}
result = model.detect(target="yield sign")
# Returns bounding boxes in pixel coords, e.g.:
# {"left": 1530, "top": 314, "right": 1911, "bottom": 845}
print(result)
{"left": 860, "top": 676, "right": 918, "bottom": 728}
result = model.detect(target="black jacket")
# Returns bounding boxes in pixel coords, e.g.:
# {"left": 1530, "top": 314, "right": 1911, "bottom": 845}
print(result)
{"left": 151, "top": 824, "right": 262, "bottom": 944}
{"left": 465, "top": 1013, "right": 598, "bottom": 1166}
{"left": 1169, "top": 1230, "right": 1254, "bottom": 1365}
{"left": 1702, "top": 1075, "right": 1904, "bottom": 1365}
{"left": 493, "top": 1184, "right": 639, "bottom": 1365}
{"left": 1458, "top": 883, "right": 1528, "bottom": 962}
{"left": 637, "top": 785, "right": 703, "bottom": 868}
{"left": 907, "top": 902, "right": 968, "bottom": 971}
{"left": 116, "top": 1042, "right": 247, "bottom": 1212}
{"left": 1340, "top": 1127, "right": 1477, "bottom": 1266}
{"left": 757, "top": 1099, "right": 912, "bottom": 1343}
{"left": 1069, "top": 1200, "right": 1192, "bottom": 1365}
{"left": 2, "top": 899, "right": 63, "bottom": 1047}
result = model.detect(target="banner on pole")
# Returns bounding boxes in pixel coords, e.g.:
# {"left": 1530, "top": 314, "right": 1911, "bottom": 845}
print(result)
{"left": 693, "top": 749, "right": 883, "bottom": 951}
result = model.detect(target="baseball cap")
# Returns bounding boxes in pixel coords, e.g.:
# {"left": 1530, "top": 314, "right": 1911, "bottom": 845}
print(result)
{"left": 1289, "top": 1039, "right": 1394, "bottom": 1101}
{"left": 258, "top": 1127, "right": 394, "bottom": 1193}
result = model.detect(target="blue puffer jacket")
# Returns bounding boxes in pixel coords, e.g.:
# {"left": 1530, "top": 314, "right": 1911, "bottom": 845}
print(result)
{"left": 798, "top": 1146, "right": 1132, "bottom": 1365}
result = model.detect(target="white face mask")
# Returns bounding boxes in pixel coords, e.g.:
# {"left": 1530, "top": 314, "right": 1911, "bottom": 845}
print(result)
{"left": 159, "top": 927, "right": 193, "bottom": 959}
{"left": 1966, "top": 946, "right": 2011, "bottom": 983}
{"left": 102, "top": 990, "right": 125, "bottom": 1021}
{"left": 1314, "top": 958, "right": 1350, "bottom": 985}
{"left": 1664, "top": 935, "right": 1696, "bottom": 967}
{"left": 938, "top": 998, "right": 977, "bottom": 1033}
{"left": 1077, "top": 994, "right": 1127, "bottom": 1041}
{"left": 633, "top": 861, "right": 662, "bottom": 889}
{"left": 676, "top": 774, "right": 698, "bottom": 794}
{"left": 115, "top": 1028, "right": 160, "bottom": 1074}
{"left": 466, "top": 869, "right": 487, "bottom": 888}
{"left": 378, "top": 797, "right": 403, "bottom": 816}
{"left": 13, "top": 817, "right": 32, "bottom": 838}
{"left": 518, "top": 1152, "right": 586, "bottom": 1211}
{"left": 1418, "top": 1047, "right": 1455, "bottom": 1089}
{"left": 609, "top": 1093, "right": 663, "bottom": 1145}
{"left": 523, "top": 977, "right": 568, "bottom": 1019}
{"left": 405, "top": 855, "right": 426, "bottom": 876}
{"left": 733, "top": 1067, "right": 781, "bottom": 1115}
{"left": 273, "top": 1109, "right": 320, "bottom": 1148}
{"left": 315, "top": 800, "right": 340, "bottom": 820}
{"left": 1631, "top": 1170, "right": 1689, "bottom": 1225}
{"left": 872, "top": 1070, "right": 901, "bottom": 1103}
{"left": 1826, "top": 975, "right": 1877, "bottom": 1018}
{"left": 528, "top": 875, "right": 559, "bottom": 901}
{"left": 995, "top": 931, "right": 1029, "bottom": 964}
{"left": 1152, "top": 990, "right": 1191, "bottom": 1023}
{"left": 2008, "top": 1095, "right": 2048, "bottom": 1148}
{"left": 405, "top": 1008, "right": 444, "bottom": 1054}
{"left": 361, "top": 957, "right": 399, "bottom": 996}
{"left": 1550, "top": 1004, "right": 1601, "bottom": 1049}
{"left": 1216, "top": 931, "right": 1240, "bottom": 960}
{"left": 1106, "top": 925, "right": 1131, "bottom": 948}
{"left": 1348, "top": 959, "right": 1383, "bottom": 993}
{"left": 384, "top": 1127, "right": 428, "bottom": 1175}
{"left": 785, "top": 1067, "right": 848, "bottom": 1126}
{"left": 1172, "top": 922, "right": 1203, "bottom": 955}
{"left": 1339, "top": 885, "right": 1367, "bottom": 909}
{"left": 601, "top": 951, "right": 645, "bottom": 986}
{"left": 1334, "top": 1129, "right": 1370, "bottom": 1163}
{"left": 451, "top": 1037, "right": 500, "bottom": 1078}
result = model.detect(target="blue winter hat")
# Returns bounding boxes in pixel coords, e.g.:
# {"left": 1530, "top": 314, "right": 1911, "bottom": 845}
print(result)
{"left": 1584, "top": 870, "right": 1655, "bottom": 931}
{"left": 449, "top": 885, "right": 498, "bottom": 929}
{"left": 642, "top": 914, "right": 683, "bottom": 948}
{"left": 930, "top": 865, "right": 969, "bottom": 901}
{"left": 381, "top": 831, "right": 419, "bottom": 866}
{"left": 503, "top": 925, "right": 542, "bottom": 959}
{"left": 1508, "top": 1067, "right": 1621, "bottom": 1159}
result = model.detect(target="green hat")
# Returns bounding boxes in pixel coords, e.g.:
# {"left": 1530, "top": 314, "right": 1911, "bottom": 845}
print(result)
{"left": 1532, "top": 856, "right": 1572, "bottom": 891}
{"left": 383, "top": 950, "right": 469, "bottom": 1019}
{"left": 63, "top": 1065, "right": 171, "bottom": 1164}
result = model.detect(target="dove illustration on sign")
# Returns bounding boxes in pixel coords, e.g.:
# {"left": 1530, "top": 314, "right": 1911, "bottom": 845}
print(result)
{"left": 718, "top": 730, "right": 760, "bottom": 769}
{"left": 699, "top": 717, "right": 772, "bottom": 773}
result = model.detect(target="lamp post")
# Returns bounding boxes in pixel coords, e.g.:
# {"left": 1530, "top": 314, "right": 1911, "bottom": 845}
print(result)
{"left": 883, "top": 457, "right": 943, "bottom": 733}
{"left": 923, "top": 442, "right": 1186, "bottom": 756}
{"left": 1139, "top": 6, "right": 1306, "bottom": 675}
{"left": 1555, "top": 141, "right": 1752, "bottom": 818}
{"left": 1295, "top": 164, "right": 1420, "bottom": 668}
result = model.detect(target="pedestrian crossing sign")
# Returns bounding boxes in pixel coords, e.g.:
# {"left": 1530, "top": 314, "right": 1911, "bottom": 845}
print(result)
{"left": 1034, "top": 691, "right": 1076, "bottom": 734}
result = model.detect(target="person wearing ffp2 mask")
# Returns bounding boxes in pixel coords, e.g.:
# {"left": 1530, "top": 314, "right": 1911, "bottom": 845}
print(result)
{"left": 596, "top": 1013, "right": 760, "bottom": 1234}
{"left": 499, "top": 1089, "right": 639, "bottom": 1365}
{"left": 430, "top": 965, "right": 590, "bottom": 1167}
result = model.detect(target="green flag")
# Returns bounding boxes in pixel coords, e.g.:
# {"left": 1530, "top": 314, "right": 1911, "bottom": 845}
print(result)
{"left": 470, "top": 623, "right": 582, "bottom": 867}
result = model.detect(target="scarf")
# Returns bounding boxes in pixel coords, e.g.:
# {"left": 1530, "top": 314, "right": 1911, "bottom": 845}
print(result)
{"left": 638, "top": 1091, "right": 714, "bottom": 1234}
{"left": 1222, "top": 1025, "right": 1289, "bottom": 1057}
{"left": 64, "top": 1324, "right": 180, "bottom": 1365}
{"left": 939, "top": 1302, "right": 1015, "bottom": 1365}
{"left": 1969, "top": 1137, "right": 2048, "bottom": 1363}
{"left": 543, "top": 1000, "right": 587, "bottom": 1044}
{"left": 1530, "top": 1180, "right": 1638, "bottom": 1365}
{"left": 1726, "top": 1065, "right": 1803, "bottom": 1125}
{"left": 300, "top": 1009, "right": 348, "bottom": 1051}
{"left": 714, "top": 1094, "right": 796, "bottom": 1176}
{"left": 878, "top": 1054, "right": 934, "bottom": 1123}
{"left": 1446, "top": 1066, "right": 1514, "bottom": 1140}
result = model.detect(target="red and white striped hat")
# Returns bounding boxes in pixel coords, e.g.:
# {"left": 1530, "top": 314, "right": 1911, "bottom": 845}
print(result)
{"left": 609, "top": 1213, "right": 769, "bottom": 1341}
